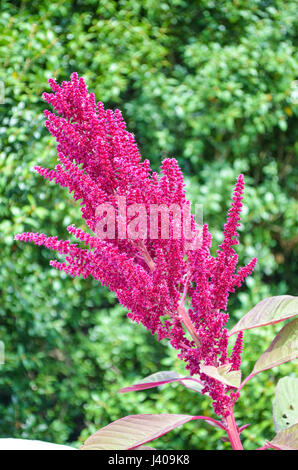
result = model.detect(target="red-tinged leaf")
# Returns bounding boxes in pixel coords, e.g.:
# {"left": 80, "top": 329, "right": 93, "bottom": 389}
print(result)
{"left": 179, "top": 377, "right": 204, "bottom": 394}
{"left": 200, "top": 364, "right": 241, "bottom": 388}
{"left": 229, "top": 296, "right": 298, "bottom": 336}
{"left": 238, "top": 319, "right": 298, "bottom": 393}
{"left": 80, "top": 414, "right": 226, "bottom": 450}
{"left": 251, "top": 317, "right": 298, "bottom": 376}
{"left": 119, "top": 371, "right": 203, "bottom": 394}
{"left": 266, "top": 423, "right": 298, "bottom": 450}
{"left": 80, "top": 414, "right": 194, "bottom": 450}
{"left": 119, "top": 371, "right": 179, "bottom": 393}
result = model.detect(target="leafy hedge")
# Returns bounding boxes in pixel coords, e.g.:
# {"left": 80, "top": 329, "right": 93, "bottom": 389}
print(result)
{"left": 0, "top": 0, "right": 297, "bottom": 449}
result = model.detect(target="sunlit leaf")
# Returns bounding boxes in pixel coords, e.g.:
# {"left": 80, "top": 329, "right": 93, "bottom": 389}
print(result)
{"left": 200, "top": 364, "right": 241, "bottom": 388}
{"left": 80, "top": 413, "right": 226, "bottom": 450}
{"left": 273, "top": 376, "right": 298, "bottom": 433}
{"left": 229, "top": 296, "right": 298, "bottom": 336}
{"left": 252, "top": 318, "right": 298, "bottom": 375}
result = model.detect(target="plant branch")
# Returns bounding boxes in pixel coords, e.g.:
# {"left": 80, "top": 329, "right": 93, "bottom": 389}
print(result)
{"left": 178, "top": 271, "right": 201, "bottom": 348}
{"left": 237, "top": 371, "right": 256, "bottom": 394}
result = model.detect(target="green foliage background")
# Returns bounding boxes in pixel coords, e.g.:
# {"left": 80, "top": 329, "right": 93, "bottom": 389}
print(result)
{"left": 0, "top": 0, "right": 297, "bottom": 449}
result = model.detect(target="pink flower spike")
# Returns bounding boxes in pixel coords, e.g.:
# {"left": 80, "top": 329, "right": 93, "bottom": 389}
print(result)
{"left": 218, "top": 174, "right": 245, "bottom": 257}
{"left": 231, "top": 257, "right": 257, "bottom": 290}
{"left": 14, "top": 74, "right": 257, "bottom": 419}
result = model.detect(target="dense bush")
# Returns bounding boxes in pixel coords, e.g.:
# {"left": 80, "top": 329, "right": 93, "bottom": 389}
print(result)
{"left": 0, "top": 0, "right": 297, "bottom": 449}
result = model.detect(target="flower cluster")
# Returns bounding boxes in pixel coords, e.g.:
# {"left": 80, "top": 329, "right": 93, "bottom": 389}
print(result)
{"left": 15, "top": 73, "right": 257, "bottom": 417}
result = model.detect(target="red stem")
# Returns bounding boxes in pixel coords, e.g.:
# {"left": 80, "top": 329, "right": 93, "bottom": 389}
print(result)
{"left": 225, "top": 409, "right": 243, "bottom": 450}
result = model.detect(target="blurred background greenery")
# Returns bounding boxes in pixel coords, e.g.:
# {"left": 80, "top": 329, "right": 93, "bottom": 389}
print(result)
{"left": 0, "top": 0, "right": 297, "bottom": 450}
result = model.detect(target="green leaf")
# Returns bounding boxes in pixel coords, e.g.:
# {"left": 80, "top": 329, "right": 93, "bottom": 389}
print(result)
{"left": 273, "top": 376, "right": 298, "bottom": 433}
{"left": 200, "top": 364, "right": 241, "bottom": 388}
{"left": 229, "top": 296, "right": 298, "bottom": 336}
{"left": 267, "top": 423, "right": 298, "bottom": 450}
{"left": 252, "top": 318, "right": 298, "bottom": 375}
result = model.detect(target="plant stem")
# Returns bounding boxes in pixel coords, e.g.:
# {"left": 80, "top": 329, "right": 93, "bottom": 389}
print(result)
{"left": 225, "top": 409, "right": 243, "bottom": 450}
{"left": 138, "top": 240, "right": 155, "bottom": 271}
{"left": 177, "top": 305, "right": 201, "bottom": 348}
{"left": 177, "top": 272, "right": 201, "bottom": 348}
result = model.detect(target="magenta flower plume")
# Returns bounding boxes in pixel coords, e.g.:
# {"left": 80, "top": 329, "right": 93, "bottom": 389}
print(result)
{"left": 15, "top": 73, "right": 257, "bottom": 418}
